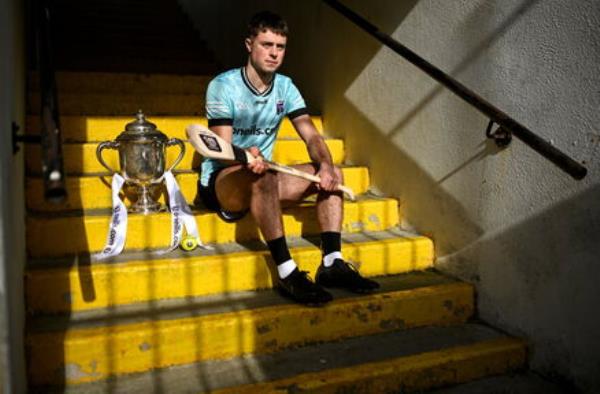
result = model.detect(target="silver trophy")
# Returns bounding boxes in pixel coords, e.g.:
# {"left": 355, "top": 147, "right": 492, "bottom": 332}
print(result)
{"left": 96, "top": 110, "right": 185, "bottom": 214}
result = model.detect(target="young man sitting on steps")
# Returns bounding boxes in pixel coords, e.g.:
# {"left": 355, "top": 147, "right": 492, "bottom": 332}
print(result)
{"left": 196, "top": 11, "right": 379, "bottom": 305}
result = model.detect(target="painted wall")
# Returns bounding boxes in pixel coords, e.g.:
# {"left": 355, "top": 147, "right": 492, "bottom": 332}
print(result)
{"left": 318, "top": 1, "right": 600, "bottom": 391}
{"left": 0, "top": 0, "right": 27, "bottom": 391}
{"left": 180, "top": 0, "right": 600, "bottom": 391}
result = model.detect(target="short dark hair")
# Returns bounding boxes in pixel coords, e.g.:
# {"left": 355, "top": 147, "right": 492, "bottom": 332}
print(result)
{"left": 247, "top": 11, "right": 288, "bottom": 38}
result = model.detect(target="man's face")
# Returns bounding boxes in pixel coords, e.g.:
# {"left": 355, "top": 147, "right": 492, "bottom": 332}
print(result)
{"left": 246, "top": 29, "right": 287, "bottom": 74}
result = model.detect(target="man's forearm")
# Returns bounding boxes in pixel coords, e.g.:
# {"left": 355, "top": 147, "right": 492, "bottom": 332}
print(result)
{"left": 306, "top": 135, "right": 334, "bottom": 168}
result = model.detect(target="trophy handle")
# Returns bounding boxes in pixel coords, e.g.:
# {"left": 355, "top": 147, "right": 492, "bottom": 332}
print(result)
{"left": 166, "top": 138, "right": 186, "bottom": 172}
{"left": 96, "top": 141, "right": 119, "bottom": 174}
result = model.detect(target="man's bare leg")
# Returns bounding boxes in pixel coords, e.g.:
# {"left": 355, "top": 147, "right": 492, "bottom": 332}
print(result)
{"left": 277, "top": 164, "right": 380, "bottom": 294}
{"left": 216, "top": 163, "right": 343, "bottom": 237}
{"left": 216, "top": 163, "right": 345, "bottom": 260}
{"left": 214, "top": 164, "right": 333, "bottom": 305}
{"left": 213, "top": 163, "right": 376, "bottom": 301}
{"left": 216, "top": 165, "right": 284, "bottom": 240}
{"left": 277, "top": 163, "right": 343, "bottom": 233}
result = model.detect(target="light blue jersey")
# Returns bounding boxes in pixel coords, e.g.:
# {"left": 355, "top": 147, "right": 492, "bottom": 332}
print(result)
{"left": 200, "top": 67, "right": 308, "bottom": 186}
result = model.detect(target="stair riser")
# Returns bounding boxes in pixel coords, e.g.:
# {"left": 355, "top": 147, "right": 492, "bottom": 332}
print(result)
{"left": 55, "top": 60, "right": 216, "bottom": 75}
{"left": 26, "top": 115, "right": 323, "bottom": 141}
{"left": 26, "top": 236, "right": 433, "bottom": 314}
{"left": 55, "top": 45, "right": 211, "bottom": 60}
{"left": 27, "top": 167, "right": 368, "bottom": 212}
{"left": 27, "top": 198, "right": 399, "bottom": 257}
{"left": 25, "top": 139, "right": 344, "bottom": 174}
{"left": 212, "top": 339, "right": 526, "bottom": 394}
{"left": 27, "top": 283, "right": 474, "bottom": 385}
{"left": 28, "top": 92, "right": 206, "bottom": 116}
{"left": 28, "top": 72, "right": 211, "bottom": 95}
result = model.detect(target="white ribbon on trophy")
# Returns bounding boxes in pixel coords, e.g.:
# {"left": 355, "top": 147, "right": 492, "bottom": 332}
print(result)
{"left": 94, "top": 171, "right": 210, "bottom": 261}
{"left": 94, "top": 174, "right": 128, "bottom": 260}
{"left": 155, "top": 171, "right": 211, "bottom": 255}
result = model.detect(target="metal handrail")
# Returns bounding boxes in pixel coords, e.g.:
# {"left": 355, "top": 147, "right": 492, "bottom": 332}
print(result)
{"left": 323, "top": 0, "right": 587, "bottom": 180}
{"left": 36, "top": 0, "right": 67, "bottom": 202}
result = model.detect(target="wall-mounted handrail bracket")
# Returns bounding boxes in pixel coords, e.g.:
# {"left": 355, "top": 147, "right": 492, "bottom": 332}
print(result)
{"left": 12, "top": 122, "right": 21, "bottom": 154}
{"left": 12, "top": 122, "right": 42, "bottom": 154}
{"left": 486, "top": 120, "right": 512, "bottom": 148}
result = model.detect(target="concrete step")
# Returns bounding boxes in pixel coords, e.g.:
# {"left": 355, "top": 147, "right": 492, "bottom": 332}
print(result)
{"left": 53, "top": 51, "right": 210, "bottom": 71}
{"left": 26, "top": 166, "right": 369, "bottom": 212}
{"left": 25, "top": 138, "right": 343, "bottom": 174}
{"left": 51, "top": 28, "right": 203, "bottom": 44}
{"left": 54, "top": 58, "right": 218, "bottom": 76}
{"left": 51, "top": 38, "right": 197, "bottom": 57}
{"left": 26, "top": 272, "right": 477, "bottom": 386}
{"left": 28, "top": 72, "right": 212, "bottom": 95}
{"left": 26, "top": 194, "right": 399, "bottom": 258}
{"left": 50, "top": 1, "right": 189, "bottom": 16}
{"left": 427, "top": 372, "right": 570, "bottom": 394}
{"left": 210, "top": 326, "right": 525, "bottom": 394}
{"left": 26, "top": 229, "right": 433, "bottom": 314}
{"left": 51, "top": 20, "right": 199, "bottom": 33}
{"left": 28, "top": 91, "right": 206, "bottom": 116}
{"left": 25, "top": 115, "right": 323, "bottom": 142}
{"left": 25, "top": 166, "right": 361, "bottom": 213}
{"left": 29, "top": 324, "right": 526, "bottom": 393}
{"left": 53, "top": 45, "right": 213, "bottom": 64}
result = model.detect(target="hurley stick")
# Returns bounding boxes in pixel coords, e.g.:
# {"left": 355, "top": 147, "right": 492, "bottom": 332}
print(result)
{"left": 186, "top": 124, "right": 355, "bottom": 200}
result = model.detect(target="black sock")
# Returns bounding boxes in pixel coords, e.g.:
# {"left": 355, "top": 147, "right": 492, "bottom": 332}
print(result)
{"left": 321, "top": 232, "right": 341, "bottom": 256}
{"left": 266, "top": 236, "right": 292, "bottom": 266}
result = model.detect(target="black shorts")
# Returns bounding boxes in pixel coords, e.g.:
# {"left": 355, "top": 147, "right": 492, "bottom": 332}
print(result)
{"left": 198, "top": 167, "right": 248, "bottom": 223}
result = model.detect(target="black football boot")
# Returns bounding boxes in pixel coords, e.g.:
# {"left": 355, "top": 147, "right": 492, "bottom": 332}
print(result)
{"left": 278, "top": 268, "right": 333, "bottom": 306}
{"left": 316, "top": 259, "right": 380, "bottom": 294}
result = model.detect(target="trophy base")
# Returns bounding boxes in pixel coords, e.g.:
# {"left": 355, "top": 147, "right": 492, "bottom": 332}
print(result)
{"left": 129, "top": 203, "right": 164, "bottom": 215}
{"left": 128, "top": 185, "right": 164, "bottom": 215}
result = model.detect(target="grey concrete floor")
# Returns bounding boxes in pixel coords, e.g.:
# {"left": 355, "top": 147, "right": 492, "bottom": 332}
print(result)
{"left": 425, "top": 372, "right": 575, "bottom": 394}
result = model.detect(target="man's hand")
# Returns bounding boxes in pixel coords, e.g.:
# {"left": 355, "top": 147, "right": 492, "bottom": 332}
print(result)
{"left": 246, "top": 146, "right": 269, "bottom": 174}
{"left": 316, "top": 162, "right": 340, "bottom": 192}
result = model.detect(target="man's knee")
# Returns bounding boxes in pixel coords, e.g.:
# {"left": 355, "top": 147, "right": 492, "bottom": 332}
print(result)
{"left": 252, "top": 170, "right": 279, "bottom": 195}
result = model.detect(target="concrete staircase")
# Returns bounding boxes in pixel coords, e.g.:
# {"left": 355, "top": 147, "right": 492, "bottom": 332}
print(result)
{"left": 24, "top": 1, "right": 527, "bottom": 392}
{"left": 24, "top": 70, "right": 527, "bottom": 393}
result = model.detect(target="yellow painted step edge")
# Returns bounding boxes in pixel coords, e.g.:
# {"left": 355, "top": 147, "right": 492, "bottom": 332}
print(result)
{"left": 27, "top": 198, "right": 399, "bottom": 258}
{"left": 26, "top": 235, "right": 434, "bottom": 313}
{"left": 212, "top": 338, "right": 527, "bottom": 394}
{"left": 26, "top": 167, "right": 369, "bottom": 212}
{"left": 27, "top": 282, "right": 474, "bottom": 385}
{"left": 25, "top": 138, "right": 343, "bottom": 174}
{"left": 26, "top": 115, "right": 323, "bottom": 141}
